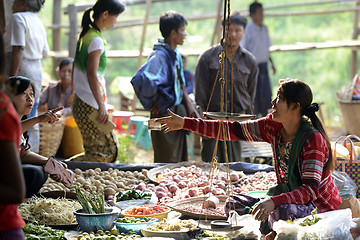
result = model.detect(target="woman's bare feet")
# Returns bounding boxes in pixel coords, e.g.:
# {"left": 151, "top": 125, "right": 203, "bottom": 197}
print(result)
{"left": 265, "top": 231, "right": 277, "bottom": 240}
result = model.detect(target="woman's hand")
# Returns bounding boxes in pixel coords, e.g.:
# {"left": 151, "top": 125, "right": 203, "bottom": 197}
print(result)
{"left": 49, "top": 161, "right": 68, "bottom": 182}
{"left": 38, "top": 107, "right": 64, "bottom": 124}
{"left": 252, "top": 198, "right": 275, "bottom": 221}
{"left": 156, "top": 109, "right": 185, "bottom": 133}
{"left": 97, "top": 104, "right": 109, "bottom": 124}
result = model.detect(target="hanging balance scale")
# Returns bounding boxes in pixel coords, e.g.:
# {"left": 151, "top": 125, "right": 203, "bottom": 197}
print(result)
{"left": 198, "top": 0, "right": 255, "bottom": 230}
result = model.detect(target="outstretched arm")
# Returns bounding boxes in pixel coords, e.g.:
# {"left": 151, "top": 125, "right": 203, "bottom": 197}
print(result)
{"left": 21, "top": 107, "right": 63, "bottom": 133}
{"left": 156, "top": 109, "right": 185, "bottom": 133}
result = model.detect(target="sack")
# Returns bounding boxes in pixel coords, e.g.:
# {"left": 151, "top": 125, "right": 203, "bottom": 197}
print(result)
{"left": 333, "top": 135, "right": 360, "bottom": 197}
{"left": 337, "top": 74, "right": 359, "bottom": 102}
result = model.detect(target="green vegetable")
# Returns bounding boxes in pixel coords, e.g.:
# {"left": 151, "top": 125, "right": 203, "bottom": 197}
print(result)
{"left": 22, "top": 223, "right": 65, "bottom": 240}
{"left": 116, "top": 217, "right": 154, "bottom": 223}
{"left": 116, "top": 189, "right": 151, "bottom": 201}
{"left": 76, "top": 186, "right": 105, "bottom": 214}
{"left": 76, "top": 229, "right": 139, "bottom": 240}
{"left": 298, "top": 208, "right": 320, "bottom": 226}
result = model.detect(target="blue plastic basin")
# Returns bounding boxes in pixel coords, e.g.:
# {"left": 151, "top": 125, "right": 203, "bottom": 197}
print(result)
{"left": 74, "top": 207, "right": 120, "bottom": 232}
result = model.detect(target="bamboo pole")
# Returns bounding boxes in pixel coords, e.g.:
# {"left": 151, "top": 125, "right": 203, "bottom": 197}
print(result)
{"left": 131, "top": 0, "right": 152, "bottom": 113}
{"left": 351, "top": 0, "right": 360, "bottom": 79}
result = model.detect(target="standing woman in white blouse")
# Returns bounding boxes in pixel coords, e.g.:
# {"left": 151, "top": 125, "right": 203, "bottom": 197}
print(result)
{"left": 4, "top": 0, "right": 49, "bottom": 153}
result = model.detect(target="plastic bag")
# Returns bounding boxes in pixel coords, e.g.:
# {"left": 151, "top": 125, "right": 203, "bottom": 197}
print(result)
{"left": 226, "top": 213, "right": 261, "bottom": 240}
{"left": 273, "top": 209, "right": 355, "bottom": 240}
{"left": 332, "top": 170, "right": 358, "bottom": 200}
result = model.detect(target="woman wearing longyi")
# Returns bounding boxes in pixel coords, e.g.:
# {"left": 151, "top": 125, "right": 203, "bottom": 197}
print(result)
{"left": 157, "top": 78, "right": 341, "bottom": 240}
{"left": 70, "top": 0, "right": 125, "bottom": 162}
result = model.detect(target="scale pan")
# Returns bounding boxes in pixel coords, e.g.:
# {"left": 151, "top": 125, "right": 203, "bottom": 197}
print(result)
{"left": 203, "top": 112, "right": 256, "bottom": 121}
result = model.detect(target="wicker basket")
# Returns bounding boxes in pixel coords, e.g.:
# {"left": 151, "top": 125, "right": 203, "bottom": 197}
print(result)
{"left": 38, "top": 117, "right": 66, "bottom": 158}
{"left": 337, "top": 99, "right": 360, "bottom": 137}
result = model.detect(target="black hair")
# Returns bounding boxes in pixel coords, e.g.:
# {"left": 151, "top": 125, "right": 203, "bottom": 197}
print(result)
{"left": 249, "top": 1, "right": 263, "bottom": 16}
{"left": 79, "top": 0, "right": 126, "bottom": 39}
{"left": 59, "top": 58, "right": 73, "bottom": 70}
{"left": 277, "top": 78, "right": 334, "bottom": 171}
{"left": 20, "top": 0, "right": 45, "bottom": 12}
{"left": 222, "top": 11, "right": 247, "bottom": 29}
{"left": 8, "top": 76, "right": 35, "bottom": 151}
{"left": 9, "top": 76, "right": 33, "bottom": 96}
{"left": 159, "top": 11, "right": 187, "bottom": 39}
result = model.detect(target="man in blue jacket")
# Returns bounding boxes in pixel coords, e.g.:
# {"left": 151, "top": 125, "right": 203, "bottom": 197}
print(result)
{"left": 131, "top": 11, "right": 190, "bottom": 163}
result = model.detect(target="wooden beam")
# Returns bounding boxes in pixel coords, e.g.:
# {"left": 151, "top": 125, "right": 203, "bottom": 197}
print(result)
{"left": 63, "top": 0, "right": 183, "bottom": 14}
{"left": 50, "top": 40, "right": 360, "bottom": 59}
{"left": 264, "top": 0, "right": 359, "bottom": 10}
{"left": 269, "top": 40, "right": 360, "bottom": 52}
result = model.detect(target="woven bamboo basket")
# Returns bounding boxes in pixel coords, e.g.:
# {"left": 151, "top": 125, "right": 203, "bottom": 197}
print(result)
{"left": 38, "top": 117, "right": 66, "bottom": 158}
{"left": 337, "top": 99, "right": 360, "bottom": 137}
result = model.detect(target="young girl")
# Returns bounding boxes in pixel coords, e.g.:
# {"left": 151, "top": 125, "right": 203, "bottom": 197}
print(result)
{"left": 157, "top": 78, "right": 341, "bottom": 240}
{"left": 8, "top": 76, "right": 69, "bottom": 198}
{"left": 39, "top": 58, "right": 73, "bottom": 116}
{"left": 70, "top": 0, "right": 125, "bottom": 162}
{"left": 4, "top": 0, "right": 50, "bottom": 153}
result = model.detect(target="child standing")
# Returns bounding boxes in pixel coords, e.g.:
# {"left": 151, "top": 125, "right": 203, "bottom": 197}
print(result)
{"left": 241, "top": 1, "right": 276, "bottom": 118}
{"left": 71, "top": 0, "right": 125, "bottom": 162}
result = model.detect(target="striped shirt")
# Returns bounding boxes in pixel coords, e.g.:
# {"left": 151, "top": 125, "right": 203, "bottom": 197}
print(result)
{"left": 183, "top": 114, "right": 341, "bottom": 212}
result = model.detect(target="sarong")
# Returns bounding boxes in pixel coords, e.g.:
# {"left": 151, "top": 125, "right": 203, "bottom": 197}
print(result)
{"left": 71, "top": 95, "right": 118, "bottom": 162}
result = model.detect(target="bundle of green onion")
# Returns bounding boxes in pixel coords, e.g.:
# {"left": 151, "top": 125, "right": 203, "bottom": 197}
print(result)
{"left": 75, "top": 186, "right": 105, "bottom": 214}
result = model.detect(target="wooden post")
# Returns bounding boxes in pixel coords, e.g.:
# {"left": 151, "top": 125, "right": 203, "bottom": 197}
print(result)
{"left": 351, "top": 0, "right": 360, "bottom": 79}
{"left": 131, "top": 0, "right": 152, "bottom": 113}
{"left": 211, "top": 0, "right": 223, "bottom": 46}
{"left": 68, "top": 4, "right": 78, "bottom": 58}
{"left": 0, "top": 0, "right": 5, "bottom": 34}
{"left": 52, "top": 0, "right": 62, "bottom": 76}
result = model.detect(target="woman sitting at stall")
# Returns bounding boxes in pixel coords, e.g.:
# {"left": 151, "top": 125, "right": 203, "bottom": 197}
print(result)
{"left": 39, "top": 58, "right": 73, "bottom": 116}
{"left": 157, "top": 78, "right": 341, "bottom": 239}
{"left": 7, "top": 76, "right": 69, "bottom": 197}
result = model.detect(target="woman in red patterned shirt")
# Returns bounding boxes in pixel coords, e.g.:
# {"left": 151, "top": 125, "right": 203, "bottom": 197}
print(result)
{"left": 157, "top": 78, "right": 341, "bottom": 240}
{"left": 0, "top": 33, "right": 26, "bottom": 239}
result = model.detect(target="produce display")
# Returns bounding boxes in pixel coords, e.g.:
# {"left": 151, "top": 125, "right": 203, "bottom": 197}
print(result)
{"left": 22, "top": 223, "right": 66, "bottom": 240}
{"left": 135, "top": 165, "right": 277, "bottom": 203}
{"left": 75, "top": 230, "right": 140, "bottom": 240}
{"left": 122, "top": 205, "right": 169, "bottom": 216}
{"left": 116, "top": 189, "right": 152, "bottom": 201}
{"left": 116, "top": 217, "right": 155, "bottom": 223}
{"left": 174, "top": 201, "right": 227, "bottom": 218}
{"left": 145, "top": 219, "right": 197, "bottom": 231}
{"left": 19, "top": 196, "right": 81, "bottom": 225}
{"left": 28, "top": 163, "right": 315, "bottom": 239}
{"left": 39, "top": 168, "right": 150, "bottom": 199}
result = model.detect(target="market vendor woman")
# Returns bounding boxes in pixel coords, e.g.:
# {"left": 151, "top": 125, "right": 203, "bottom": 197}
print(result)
{"left": 157, "top": 78, "right": 341, "bottom": 239}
